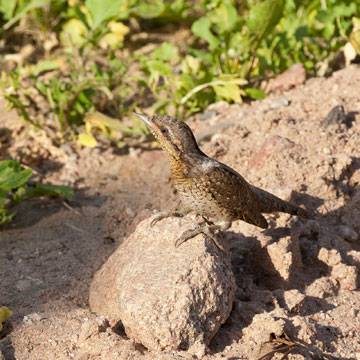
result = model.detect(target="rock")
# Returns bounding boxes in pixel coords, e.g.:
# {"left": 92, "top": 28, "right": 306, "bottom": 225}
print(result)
{"left": 241, "top": 310, "right": 286, "bottom": 359}
{"left": 247, "top": 135, "right": 296, "bottom": 172}
{"left": 348, "top": 250, "right": 360, "bottom": 268}
{"left": 199, "top": 110, "right": 217, "bottom": 121}
{"left": 275, "top": 289, "right": 306, "bottom": 312}
{"left": 331, "top": 263, "right": 358, "bottom": 290}
{"left": 341, "top": 188, "right": 360, "bottom": 234}
{"left": 89, "top": 214, "right": 236, "bottom": 351}
{"left": 317, "top": 248, "right": 342, "bottom": 267}
{"left": 196, "top": 121, "right": 234, "bottom": 143}
{"left": 23, "top": 313, "right": 42, "bottom": 325}
{"left": 268, "top": 97, "right": 290, "bottom": 109}
{"left": 128, "top": 208, "right": 153, "bottom": 234}
{"left": 292, "top": 316, "right": 317, "bottom": 344}
{"left": 305, "top": 276, "right": 338, "bottom": 298}
{"left": 264, "top": 63, "right": 306, "bottom": 93}
{"left": 321, "top": 105, "right": 347, "bottom": 127}
{"left": 266, "top": 236, "right": 302, "bottom": 285}
{"left": 206, "top": 101, "right": 230, "bottom": 113}
{"left": 254, "top": 231, "right": 302, "bottom": 289}
{"left": 79, "top": 317, "right": 109, "bottom": 344}
{"left": 339, "top": 225, "right": 359, "bottom": 243}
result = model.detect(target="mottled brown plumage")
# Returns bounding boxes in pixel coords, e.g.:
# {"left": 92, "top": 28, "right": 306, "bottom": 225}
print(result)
{"left": 135, "top": 112, "right": 310, "bottom": 248}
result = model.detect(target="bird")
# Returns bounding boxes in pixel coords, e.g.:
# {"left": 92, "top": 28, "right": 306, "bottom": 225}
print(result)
{"left": 134, "top": 112, "right": 311, "bottom": 249}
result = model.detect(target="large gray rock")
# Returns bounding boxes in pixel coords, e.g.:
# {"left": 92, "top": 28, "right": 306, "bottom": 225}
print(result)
{"left": 89, "top": 214, "right": 236, "bottom": 352}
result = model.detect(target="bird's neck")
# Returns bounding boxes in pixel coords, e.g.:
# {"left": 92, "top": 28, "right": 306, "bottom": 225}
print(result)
{"left": 167, "top": 151, "right": 207, "bottom": 181}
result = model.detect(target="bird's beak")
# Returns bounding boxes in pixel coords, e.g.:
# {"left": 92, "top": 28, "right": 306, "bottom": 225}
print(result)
{"left": 133, "top": 112, "right": 153, "bottom": 130}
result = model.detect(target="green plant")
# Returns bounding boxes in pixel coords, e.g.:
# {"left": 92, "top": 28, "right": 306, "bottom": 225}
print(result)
{"left": 78, "top": 111, "right": 148, "bottom": 147}
{"left": 259, "top": 0, "right": 360, "bottom": 76}
{"left": 1, "top": 0, "right": 359, "bottom": 148}
{"left": 0, "top": 160, "right": 74, "bottom": 225}
{"left": 140, "top": 0, "right": 280, "bottom": 117}
{"left": 0, "top": 306, "right": 12, "bottom": 331}
{"left": 0, "top": 52, "right": 136, "bottom": 140}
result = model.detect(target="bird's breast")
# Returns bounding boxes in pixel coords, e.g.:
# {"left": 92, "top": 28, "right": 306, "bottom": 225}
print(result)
{"left": 173, "top": 172, "right": 235, "bottom": 221}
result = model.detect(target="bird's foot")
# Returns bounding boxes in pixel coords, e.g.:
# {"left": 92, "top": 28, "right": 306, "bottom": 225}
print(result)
{"left": 175, "top": 224, "right": 224, "bottom": 251}
{"left": 150, "top": 211, "right": 183, "bottom": 227}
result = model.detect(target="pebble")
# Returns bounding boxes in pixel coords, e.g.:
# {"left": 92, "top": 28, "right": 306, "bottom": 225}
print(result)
{"left": 339, "top": 225, "right": 358, "bottom": 243}
{"left": 199, "top": 110, "right": 217, "bottom": 121}
{"left": 269, "top": 97, "right": 290, "bottom": 109}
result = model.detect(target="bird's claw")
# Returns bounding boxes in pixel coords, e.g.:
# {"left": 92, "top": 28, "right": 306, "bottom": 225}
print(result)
{"left": 175, "top": 224, "right": 224, "bottom": 251}
{"left": 150, "top": 211, "right": 183, "bottom": 227}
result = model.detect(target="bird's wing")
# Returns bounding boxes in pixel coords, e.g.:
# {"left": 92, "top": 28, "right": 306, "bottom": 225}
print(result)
{"left": 197, "top": 160, "right": 268, "bottom": 228}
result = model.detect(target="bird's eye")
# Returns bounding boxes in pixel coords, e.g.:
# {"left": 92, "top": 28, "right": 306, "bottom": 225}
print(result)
{"left": 160, "top": 127, "right": 168, "bottom": 134}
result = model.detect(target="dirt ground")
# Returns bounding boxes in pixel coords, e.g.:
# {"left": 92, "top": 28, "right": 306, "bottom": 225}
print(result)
{"left": 1, "top": 65, "right": 360, "bottom": 359}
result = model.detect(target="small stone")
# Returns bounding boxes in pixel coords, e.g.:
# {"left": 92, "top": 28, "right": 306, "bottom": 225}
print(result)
{"left": 199, "top": 110, "right": 217, "bottom": 121}
{"left": 23, "top": 313, "right": 42, "bottom": 325}
{"left": 283, "top": 289, "right": 306, "bottom": 312}
{"left": 265, "top": 63, "right": 306, "bottom": 93}
{"left": 321, "top": 105, "right": 346, "bottom": 127}
{"left": 317, "top": 248, "right": 342, "bottom": 266}
{"left": 242, "top": 311, "right": 286, "bottom": 358}
{"left": 254, "top": 232, "right": 302, "bottom": 289}
{"left": 207, "top": 101, "right": 230, "bottom": 114}
{"left": 305, "top": 277, "right": 338, "bottom": 298}
{"left": 294, "top": 318, "right": 316, "bottom": 344}
{"left": 331, "top": 263, "right": 358, "bottom": 290}
{"left": 339, "top": 225, "right": 358, "bottom": 243}
{"left": 268, "top": 97, "right": 290, "bottom": 109}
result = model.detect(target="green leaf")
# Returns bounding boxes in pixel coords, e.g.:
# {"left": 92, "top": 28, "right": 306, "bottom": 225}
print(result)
{"left": 192, "top": 17, "right": 220, "bottom": 50}
{"left": 247, "top": 0, "right": 284, "bottom": 37}
{"left": 4, "top": 0, "right": 52, "bottom": 30}
{"left": 85, "top": 0, "right": 125, "bottom": 30}
{"left": 0, "top": 161, "right": 32, "bottom": 192}
{"left": 35, "top": 80, "right": 48, "bottom": 97}
{"left": 0, "top": 209, "right": 16, "bottom": 225}
{"left": 0, "top": 189, "right": 6, "bottom": 208}
{"left": 350, "top": 18, "right": 360, "bottom": 53}
{"left": 208, "top": 2, "right": 238, "bottom": 33}
{"left": 32, "top": 61, "right": 59, "bottom": 77}
{"left": 213, "top": 83, "right": 244, "bottom": 103}
{"left": 34, "top": 183, "right": 74, "bottom": 201}
{"left": 145, "top": 60, "right": 173, "bottom": 86}
{"left": 84, "top": 111, "right": 136, "bottom": 134}
{"left": 0, "top": 0, "right": 17, "bottom": 20}
{"left": 134, "top": 0, "right": 165, "bottom": 19}
{"left": 60, "top": 18, "right": 88, "bottom": 48}
{"left": 12, "top": 185, "right": 34, "bottom": 205}
{"left": 245, "top": 87, "right": 267, "bottom": 99}
{"left": 78, "top": 132, "right": 98, "bottom": 147}
{"left": 5, "top": 94, "right": 40, "bottom": 127}
{"left": 333, "top": 3, "right": 357, "bottom": 18}
{"left": 0, "top": 307, "right": 13, "bottom": 330}
{"left": 316, "top": 10, "right": 334, "bottom": 24}
{"left": 74, "top": 4, "right": 90, "bottom": 29}
{"left": 181, "top": 77, "right": 247, "bottom": 105}
{"left": 189, "top": 49, "right": 212, "bottom": 63}
{"left": 0, "top": 160, "right": 21, "bottom": 172}
{"left": 152, "top": 43, "right": 179, "bottom": 61}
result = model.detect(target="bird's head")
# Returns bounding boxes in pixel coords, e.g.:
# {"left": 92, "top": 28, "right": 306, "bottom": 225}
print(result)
{"left": 134, "top": 113, "right": 202, "bottom": 160}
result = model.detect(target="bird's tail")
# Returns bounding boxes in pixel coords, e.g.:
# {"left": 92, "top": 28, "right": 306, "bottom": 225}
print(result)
{"left": 250, "top": 186, "right": 311, "bottom": 218}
